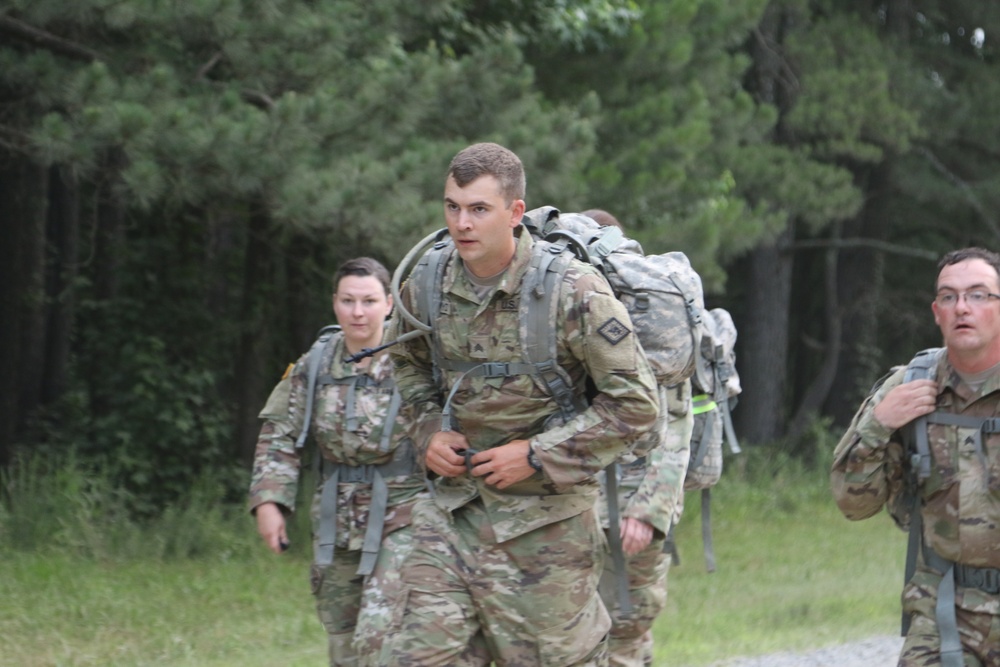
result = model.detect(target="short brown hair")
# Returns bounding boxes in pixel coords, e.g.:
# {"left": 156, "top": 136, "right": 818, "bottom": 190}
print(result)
{"left": 447, "top": 142, "right": 526, "bottom": 205}
{"left": 583, "top": 209, "right": 622, "bottom": 229}
{"left": 936, "top": 247, "right": 1000, "bottom": 290}
{"left": 333, "top": 257, "right": 390, "bottom": 295}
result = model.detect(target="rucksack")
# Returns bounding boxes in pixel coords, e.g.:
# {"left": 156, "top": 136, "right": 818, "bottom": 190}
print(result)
{"left": 682, "top": 307, "right": 742, "bottom": 572}
{"left": 521, "top": 206, "right": 704, "bottom": 387}
{"left": 521, "top": 207, "right": 744, "bottom": 574}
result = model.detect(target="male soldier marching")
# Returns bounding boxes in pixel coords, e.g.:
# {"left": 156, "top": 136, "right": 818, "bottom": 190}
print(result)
{"left": 832, "top": 247, "right": 1000, "bottom": 666}
{"left": 584, "top": 209, "right": 694, "bottom": 667}
{"left": 376, "top": 143, "right": 660, "bottom": 666}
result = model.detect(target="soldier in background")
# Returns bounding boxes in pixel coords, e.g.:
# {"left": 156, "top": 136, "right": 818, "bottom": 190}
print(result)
{"left": 249, "top": 257, "right": 428, "bottom": 666}
{"left": 584, "top": 208, "right": 694, "bottom": 667}
{"left": 832, "top": 247, "right": 1000, "bottom": 666}
{"left": 378, "top": 143, "right": 660, "bottom": 666}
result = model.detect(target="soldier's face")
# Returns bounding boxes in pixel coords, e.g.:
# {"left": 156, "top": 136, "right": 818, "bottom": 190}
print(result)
{"left": 333, "top": 275, "right": 392, "bottom": 349}
{"left": 932, "top": 258, "right": 1000, "bottom": 368}
{"left": 443, "top": 175, "right": 524, "bottom": 278}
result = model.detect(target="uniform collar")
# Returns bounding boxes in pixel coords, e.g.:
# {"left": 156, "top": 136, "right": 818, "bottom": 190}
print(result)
{"left": 443, "top": 225, "right": 535, "bottom": 300}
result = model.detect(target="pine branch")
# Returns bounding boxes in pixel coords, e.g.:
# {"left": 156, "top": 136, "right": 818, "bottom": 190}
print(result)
{"left": 0, "top": 15, "right": 102, "bottom": 62}
{"left": 241, "top": 89, "right": 275, "bottom": 110}
{"left": 196, "top": 52, "right": 223, "bottom": 79}
{"left": 918, "top": 146, "right": 1000, "bottom": 243}
{"left": 0, "top": 124, "right": 30, "bottom": 154}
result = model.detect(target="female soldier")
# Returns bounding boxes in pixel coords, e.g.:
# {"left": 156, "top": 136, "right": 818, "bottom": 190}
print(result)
{"left": 249, "top": 257, "right": 426, "bottom": 666}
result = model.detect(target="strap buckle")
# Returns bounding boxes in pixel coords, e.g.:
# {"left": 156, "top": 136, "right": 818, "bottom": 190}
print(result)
{"left": 955, "top": 564, "right": 1000, "bottom": 594}
{"left": 480, "top": 362, "right": 513, "bottom": 377}
{"left": 337, "top": 464, "right": 375, "bottom": 484}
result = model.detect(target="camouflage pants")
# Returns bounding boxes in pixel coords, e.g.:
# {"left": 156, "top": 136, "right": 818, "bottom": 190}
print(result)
{"left": 599, "top": 535, "right": 671, "bottom": 667}
{"left": 354, "top": 527, "right": 416, "bottom": 666}
{"left": 900, "top": 570, "right": 1000, "bottom": 666}
{"left": 380, "top": 498, "right": 612, "bottom": 666}
{"left": 312, "top": 526, "right": 415, "bottom": 667}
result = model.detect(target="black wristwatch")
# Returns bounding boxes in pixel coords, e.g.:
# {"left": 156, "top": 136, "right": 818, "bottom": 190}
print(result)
{"left": 527, "top": 445, "right": 543, "bottom": 473}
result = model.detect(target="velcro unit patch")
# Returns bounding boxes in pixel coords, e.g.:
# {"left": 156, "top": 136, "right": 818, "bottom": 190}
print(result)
{"left": 598, "top": 317, "right": 631, "bottom": 345}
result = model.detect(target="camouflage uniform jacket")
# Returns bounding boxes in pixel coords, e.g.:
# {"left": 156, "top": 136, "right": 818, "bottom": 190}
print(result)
{"left": 248, "top": 333, "right": 426, "bottom": 550}
{"left": 831, "top": 353, "right": 1000, "bottom": 573}
{"left": 602, "top": 378, "right": 692, "bottom": 538}
{"left": 387, "top": 227, "right": 660, "bottom": 542}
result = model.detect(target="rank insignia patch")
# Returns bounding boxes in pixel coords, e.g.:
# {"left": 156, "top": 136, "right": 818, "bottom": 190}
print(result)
{"left": 597, "top": 317, "right": 631, "bottom": 345}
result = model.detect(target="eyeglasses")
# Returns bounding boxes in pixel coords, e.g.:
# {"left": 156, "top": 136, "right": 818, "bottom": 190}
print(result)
{"left": 934, "top": 289, "right": 1000, "bottom": 308}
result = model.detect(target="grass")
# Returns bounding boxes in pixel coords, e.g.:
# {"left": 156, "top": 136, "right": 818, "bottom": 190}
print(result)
{"left": 654, "top": 455, "right": 906, "bottom": 665}
{"left": 0, "top": 549, "right": 324, "bottom": 667}
{"left": 0, "top": 444, "right": 908, "bottom": 666}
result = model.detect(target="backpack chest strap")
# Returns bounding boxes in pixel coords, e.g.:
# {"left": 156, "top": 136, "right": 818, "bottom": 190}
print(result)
{"left": 437, "top": 359, "right": 539, "bottom": 377}
{"left": 437, "top": 359, "right": 546, "bottom": 432}
{"left": 315, "top": 443, "right": 416, "bottom": 573}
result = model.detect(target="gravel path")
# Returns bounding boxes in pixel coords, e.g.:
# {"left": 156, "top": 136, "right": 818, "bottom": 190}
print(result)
{"left": 707, "top": 635, "right": 904, "bottom": 667}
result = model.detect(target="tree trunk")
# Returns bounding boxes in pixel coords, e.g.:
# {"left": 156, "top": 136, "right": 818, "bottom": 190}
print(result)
{"left": 43, "top": 164, "right": 80, "bottom": 405}
{"left": 0, "top": 155, "right": 48, "bottom": 466}
{"left": 825, "top": 164, "right": 890, "bottom": 427}
{"left": 787, "top": 237, "right": 841, "bottom": 444}
{"left": 734, "top": 228, "right": 795, "bottom": 444}
{"left": 233, "top": 202, "right": 276, "bottom": 467}
{"left": 732, "top": 3, "right": 798, "bottom": 445}
{"left": 85, "top": 150, "right": 127, "bottom": 421}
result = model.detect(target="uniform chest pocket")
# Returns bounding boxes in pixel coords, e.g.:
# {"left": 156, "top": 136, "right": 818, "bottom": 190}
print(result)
{"left": 925, "top": 422, "right": 999, "bottom": 496}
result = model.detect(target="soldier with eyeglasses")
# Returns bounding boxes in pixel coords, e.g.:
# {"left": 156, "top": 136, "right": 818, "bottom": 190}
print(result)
{"left": 832, "top": 247, "right": 1000, "bottom": 667}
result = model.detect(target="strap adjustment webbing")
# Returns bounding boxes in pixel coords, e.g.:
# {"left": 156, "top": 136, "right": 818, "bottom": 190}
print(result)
{"left": 314, "top": 446, "right": 415, "bottom": 574}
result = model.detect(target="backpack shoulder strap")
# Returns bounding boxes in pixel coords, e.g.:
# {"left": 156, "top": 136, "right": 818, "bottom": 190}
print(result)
{"left": 412, "top": 234, "right": 455, "bottom": 389}
{"left": 903, "top": 347, "right": 943, "bottom": 481}
{"left": 521, "top": 238, "right": 584, "bottom": 424}
{"left": 899, "top": 346, "right": 943, "bottom": 639}
{"left": 295, "top": 325, "right": 341, "bottom": 450}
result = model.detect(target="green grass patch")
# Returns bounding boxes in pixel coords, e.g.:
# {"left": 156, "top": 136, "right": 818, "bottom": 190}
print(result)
{"left": 654, "top": 453, "right": 906, "bottom": 665}
{"left": 0, "top": 442, "right": 908, "bottom": 666}
{"left": 0, "top": 550, "right": 324, "bottom": 667}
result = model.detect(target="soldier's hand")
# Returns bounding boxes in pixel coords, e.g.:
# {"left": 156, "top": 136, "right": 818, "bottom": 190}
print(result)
{"left": 873, "top": 379, "right": 938, "bottom": 430}
{"left": 620, "top": 517, "right": 654, "bottom": 556}
{"left": 425, "top": 431, "right": 472, "bottom": 478}
{"left": 469, "top": 440, "right": 535, "bottom": 489}
{"left": 254, "top": 502, "right": 289, "bottom": 555}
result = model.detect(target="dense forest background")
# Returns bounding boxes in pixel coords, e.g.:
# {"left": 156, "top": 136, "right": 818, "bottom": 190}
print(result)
{"left": 3, "top": 0, "right": 998, "bottom": 512}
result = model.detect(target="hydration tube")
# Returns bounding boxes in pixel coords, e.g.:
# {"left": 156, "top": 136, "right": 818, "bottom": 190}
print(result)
{"left": 344, "top": 228, "right": 448, "bottom": 364}
{"left": 391, "top": 228, "right": 450, "bottom": 333}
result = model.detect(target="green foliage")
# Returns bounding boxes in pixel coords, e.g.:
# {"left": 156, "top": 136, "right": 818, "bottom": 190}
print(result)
{"left": 0, "top": 450, "right": 261, "bottom": 561}
{"left": 527, "top": 0, "right": 774, "bottom": 291}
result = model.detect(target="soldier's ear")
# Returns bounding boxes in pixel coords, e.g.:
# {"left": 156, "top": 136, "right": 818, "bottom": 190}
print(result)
{"left": 509, "top": 199, "right": 525, "bottom": 227}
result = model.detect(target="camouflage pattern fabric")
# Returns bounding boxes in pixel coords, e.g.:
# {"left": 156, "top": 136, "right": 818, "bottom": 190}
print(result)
{"left": 380, "top": 498, "right": 610, "bottom": 666}
{"left": 831, "top": 354, "right": 1000, "bottom": 663}
{"left": 898, "top": 567, "right": 1000, "bottom": 666}
{"left": 248, "top": 333, "right": 428, "bottom": 665}
{"left": 385, "top": 227, "right": 659, "bottom": 539}
{"left": 599, "top": 381, "right": 693, "bottom": 666}
{"left": 352, "top": 526, "right": 426, "bottom": 665}
{"left": 383, "top": 227, "right": 659, "bottom": 665}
